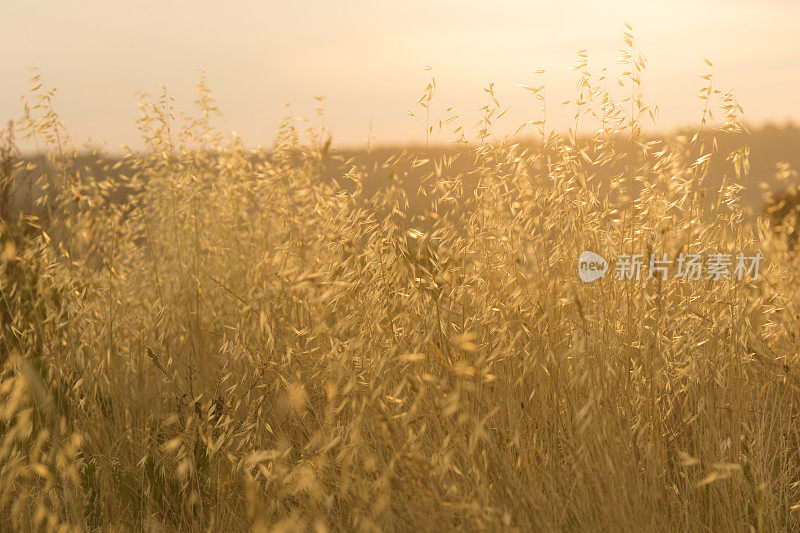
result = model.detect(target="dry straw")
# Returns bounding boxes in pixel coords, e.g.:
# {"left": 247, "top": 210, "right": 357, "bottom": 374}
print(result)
{"left": 1, "top": 31, "right": 799, "bottom": 532}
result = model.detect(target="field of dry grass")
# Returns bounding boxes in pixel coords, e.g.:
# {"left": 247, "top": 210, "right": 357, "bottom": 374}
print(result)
{"left": 2, "top": 41, "right": 800, "bottom": 532}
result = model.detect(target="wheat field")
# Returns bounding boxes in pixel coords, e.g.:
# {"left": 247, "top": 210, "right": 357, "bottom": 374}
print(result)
{"left": 2, "top": 35, "right": 800, "bottom": 532}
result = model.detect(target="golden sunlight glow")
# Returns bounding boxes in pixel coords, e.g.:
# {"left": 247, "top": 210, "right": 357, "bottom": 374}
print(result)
{"left": 3, "top": 0, "right": 798, "bottom": 148}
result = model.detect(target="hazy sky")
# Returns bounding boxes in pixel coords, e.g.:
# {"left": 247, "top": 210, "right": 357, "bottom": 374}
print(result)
{"left": 2, "top": 0, "right": 799, "bottom": 150}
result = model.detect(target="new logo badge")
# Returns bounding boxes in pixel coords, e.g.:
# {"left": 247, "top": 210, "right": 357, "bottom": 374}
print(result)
{"left": 578, "top": 251, "right": 608, "bottom": 283}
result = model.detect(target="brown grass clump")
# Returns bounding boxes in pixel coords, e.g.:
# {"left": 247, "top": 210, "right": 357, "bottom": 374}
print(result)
{"left": 2, "top": 35, "right": 800, "bottom": 531}
{"left": 0, "top": 121, "right": 17, "bottom": 220}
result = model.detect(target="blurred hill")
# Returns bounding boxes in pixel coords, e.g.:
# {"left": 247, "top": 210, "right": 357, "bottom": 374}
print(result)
{"left": 7, "top": 124, "right": 799, "bottom": 221}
